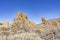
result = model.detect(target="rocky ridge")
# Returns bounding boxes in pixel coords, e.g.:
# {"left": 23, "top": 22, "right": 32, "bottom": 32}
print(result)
{"left": 0, "top": 11, "right": 60, "bottom": 40}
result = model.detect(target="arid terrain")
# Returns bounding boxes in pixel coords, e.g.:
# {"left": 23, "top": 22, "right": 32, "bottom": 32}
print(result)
{"left": 0, "top": 12, "right": 60, "bottom": 40}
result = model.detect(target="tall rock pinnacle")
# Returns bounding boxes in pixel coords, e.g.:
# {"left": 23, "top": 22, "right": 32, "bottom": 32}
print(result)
{"left": 41, "top": 16, "right": 50, "bottom": 25}
{"left": 15, "top": 11, "right": 28, "bottom": 21}
{"left": 12, "top": 11, "right": 28, "bottom": 28}
{"left": 41, "top": 16, "right": 47, "bottom": 24}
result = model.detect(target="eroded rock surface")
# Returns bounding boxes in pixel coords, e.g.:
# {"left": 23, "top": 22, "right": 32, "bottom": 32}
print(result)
{"left": 0, "top": 12, "right": 60, "bottom": 40}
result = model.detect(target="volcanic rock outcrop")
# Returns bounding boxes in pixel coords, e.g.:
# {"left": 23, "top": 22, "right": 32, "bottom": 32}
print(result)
{"left": 12, "top": 12, "right": 29, "bottom": 27}
{"left": 41, "top": 16, "right": 60, "bottom": 27}
{"left": 41, "top": 16, "right": 50, "bottom": 25}
{"left": 0, "top": 11, "right": 60, "bottom": 40}
{"left": 11, "top": 12, "right": 36, "bottom": 33}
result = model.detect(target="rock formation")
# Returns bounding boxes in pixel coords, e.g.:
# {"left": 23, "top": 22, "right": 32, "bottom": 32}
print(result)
{"left": 41, "top": 16, "right": 49, "bottom": 25}
{"left": 41, "top": 16, "right": 60, "bottom": 27}
{"left": 12, "top": 11, "right": 28, "bottom": 26}
{"left": 2, "top": 20, "right": 9, "bottom": 27}
{"left": 29, "top": 21, "right": 36, "bottom": 27}
{"left": 51, "top": 20, "right": 59, "bottom": 27}
{"left": 11, "top": 11, "right": 36, "bottom": 33}
{"left": 0, "top": 11, "right": 60, "bottom": 40}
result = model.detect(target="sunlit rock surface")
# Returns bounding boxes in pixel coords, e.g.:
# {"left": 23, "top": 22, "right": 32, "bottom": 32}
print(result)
{"left": 0, "top": 12, "right": 60, "bottom": 40}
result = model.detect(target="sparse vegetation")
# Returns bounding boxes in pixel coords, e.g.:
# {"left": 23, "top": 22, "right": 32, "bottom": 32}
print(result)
{"left": 0, "top": 12, "right": 60, "bottom": 40}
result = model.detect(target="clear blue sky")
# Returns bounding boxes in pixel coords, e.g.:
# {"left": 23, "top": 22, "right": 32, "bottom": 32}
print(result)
{"left": 0, "top": 0, "right": 60, "bottom": 24}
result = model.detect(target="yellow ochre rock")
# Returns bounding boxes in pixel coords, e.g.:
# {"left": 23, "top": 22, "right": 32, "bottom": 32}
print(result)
{"left": 29, "top": 21, "right": 36, "bottom": 26}
{"left": 41, "top": 16, "right": 48, "bottom": 24}
{"left": 51, "top": 20, "right": 59, "bottom": 27}
{"left": 3, "top": 20, "right": 9, "bottom": 27}
{"left": 16, "top": 11, "right": 22, "bottom": 19}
